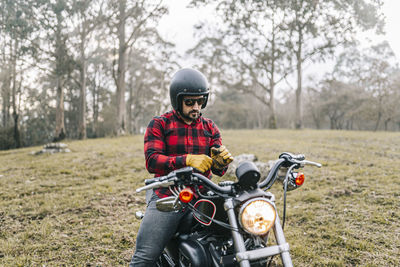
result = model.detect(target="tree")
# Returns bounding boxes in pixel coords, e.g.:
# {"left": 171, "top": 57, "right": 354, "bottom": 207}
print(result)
{"left": 105, "top": 0, "right": 168, "bottom": 135}
{"left": 124, "top": 26, "right": 178, "bottom": 134}
{"left": 388, "top": 72, "right": 400, "bottom": 130}
{"left": 204, "top": 89, "right": 270, "bottom": 129}
{"left": 69, "top": 0, "right": 105, "bottom": 139}
{"left": 310, "top": 80, "right": 367, "bottom": 129}
{"left": 333, "top": 42, "right": 399, "bottom": 131}
{"left": 189, "top": 0, "right": 293, "bottom": 129}
{"left": 86, "top": 42, "right": 113, "bottom": 138}
{"left": 0, "top": 0, "right": 39, "bottom": 147}
{"left": 282, "top": 0, "right": 384, "bottom": 129}
{"left": 35, "top": 0, "right": 75, "bottom": 141}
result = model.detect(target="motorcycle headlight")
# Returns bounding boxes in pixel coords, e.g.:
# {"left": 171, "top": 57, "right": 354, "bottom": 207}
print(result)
{"left": 239, "top": 198, "right": 276, "bottom": 236}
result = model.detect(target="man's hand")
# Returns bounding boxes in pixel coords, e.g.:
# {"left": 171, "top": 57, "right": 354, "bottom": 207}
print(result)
{"left": 211, "top": 145, "right": 234, "bottom": 170}
{"left": 186, "top": 154, "right": 213, "bottom": 173}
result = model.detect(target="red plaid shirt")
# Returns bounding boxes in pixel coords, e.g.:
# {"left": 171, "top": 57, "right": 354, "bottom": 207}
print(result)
{"left": 144, "top": 110, "right": 227, "bottom": 198}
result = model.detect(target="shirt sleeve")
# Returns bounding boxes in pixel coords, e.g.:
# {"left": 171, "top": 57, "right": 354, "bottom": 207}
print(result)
{"left": 144, "top": 118, "right": 187, "bottom": 176}
{"left": 209, "top": 121, "right": 229, "bottom": 177}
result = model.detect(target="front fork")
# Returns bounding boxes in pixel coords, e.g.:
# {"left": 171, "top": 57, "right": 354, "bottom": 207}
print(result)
{"left": 273, "top": 215, "right": 293, "bottom": 266}
{"left": 224, "top": 198, "right": 293, "bottom": 267}
{"left": 224, "top": 198, "right": 251, "bottom": 267}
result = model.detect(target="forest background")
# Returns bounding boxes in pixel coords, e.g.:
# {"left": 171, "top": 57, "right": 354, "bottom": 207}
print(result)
{"left": 0, "top": 0, "right": 399, "bottom": 150}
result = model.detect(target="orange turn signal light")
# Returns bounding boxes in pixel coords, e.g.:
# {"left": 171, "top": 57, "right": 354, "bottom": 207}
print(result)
{"left": 295, "top": 173, "right": 305, "bottom": 186}
{"left": 179, "top": 188, "right": 194, "bottom": 203}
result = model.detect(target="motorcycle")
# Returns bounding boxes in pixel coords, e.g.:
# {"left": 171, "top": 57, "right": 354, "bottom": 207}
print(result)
{"left": 135, "top": 152, "right": 321, "bottom": 267}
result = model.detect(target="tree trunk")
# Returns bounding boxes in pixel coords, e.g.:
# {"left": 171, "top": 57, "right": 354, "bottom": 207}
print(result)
{"left": 127, "top": 83, "right": 133, "bottom": 134}
{"left": 268, "top": 100, "right": 277, "bottom": 129}
{"left": 90, "top": 64, "right": 100, "bottom": 138}
{"left": 2, "top": 43, "right": 11, "bottom": 127}
{"left": 115, "top": 0, "right": 127, "bottom": 136}
{"left": 312, "top": 111, "right": 321, "bottom": 129}
{"left": 2, "top": 70, "right": 11, "bottom": 128}
{"left": 384, "top": 118, "right": 390, "bottom": 131}
{"left": 54, "top": 76, "right": 66, "bottom": 141}
{"left": 91, "top": 80, "right": 98, "bottom": 138}
{"left": 330, "top": 117, "right": 335, "bottom": 130}
{"left": 268, "top": 17, "right": 277, "bottom": 129}
{"left": 12, "top": 112, "right": 21, "bottom": 147}
{"left": 78, "top": 27, "right": 87, "bottom": 140}
{"left": 94, "top": 84, "right": 99, "bottom": 137}
{"left": 54, "top": 12, "right": 66, "bottom": 142}
{"left": 133, "top": 114, "right": 141, "bottom": 134}
{"left": 11, "top": 39, "right": 21, "bottom": 148}
{"left": 295, "top": 27, "right": 303, "bottom": 129}
{"left": 132, "top": 81, "right": 145, "bottom": 134}
{"left": 374, "top": 96, "right": 383, "bottom": 131}
{"left": 374, "top": 111, "right": 381, "bottom": 131}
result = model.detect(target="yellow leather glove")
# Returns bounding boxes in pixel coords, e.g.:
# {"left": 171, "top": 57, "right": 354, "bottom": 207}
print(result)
{"left": 211, "top": 145, "right": 234, "bottom": 170}
{"left": 186, "top": 154, "right": 213, "bottom": 173}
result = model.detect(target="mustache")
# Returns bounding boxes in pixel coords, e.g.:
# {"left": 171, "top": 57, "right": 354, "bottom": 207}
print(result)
{"left": 189, "top": 110, "right": 199, "bottom": 114}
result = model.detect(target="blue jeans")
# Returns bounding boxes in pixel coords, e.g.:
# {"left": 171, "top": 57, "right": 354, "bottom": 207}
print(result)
{"left": 129, "top": 192, "right": 188, "bottom": 267}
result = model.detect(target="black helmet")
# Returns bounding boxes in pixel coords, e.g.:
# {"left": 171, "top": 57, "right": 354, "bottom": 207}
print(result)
{"left": 169, "top": 68, "right": 209, "bottom": 112}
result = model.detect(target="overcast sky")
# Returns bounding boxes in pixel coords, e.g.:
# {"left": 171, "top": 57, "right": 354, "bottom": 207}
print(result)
{"left": 158, "top": 0, "right": 400, "bottom": 64}
{"left": 380, "top": 0, "right": 400, "bottom": 57}
{"left": 157, "top": 0, "right": 399, "bottom": 95}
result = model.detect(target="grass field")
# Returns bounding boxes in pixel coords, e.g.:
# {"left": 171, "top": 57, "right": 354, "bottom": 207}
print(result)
{"left": 0, "top": 129, "right": 399, "bottom": 266}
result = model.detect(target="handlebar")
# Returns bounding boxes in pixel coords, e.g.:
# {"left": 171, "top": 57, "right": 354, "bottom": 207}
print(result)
{"left": 144, "top": 175, "right": 168, "bottom": 185}
{"left": 137, "top": 153, "right": 321, "bottom": 194}
{"left": 301, "top": 160, "right": 322, "bottom": 168}
{"left": 279, "top": 152, "right": 322, "bottom": 168}
{"left": 144, "top": 177, "right": 161, "bottom": 185}
{"left": 258, "top": 158, "right": 285, "bottom": 189}
{"left": 192, "top": 173, "right": 233, "bottom": 194}
{"left": 136, "top": 179, "right": 176, "bottom": 193}
{"left": 258, "top": 153, "right": 322, "bottom": 189}
{"left": 136, "top": 167, "right": 234, "bottom": 195}
{"left": 143, "top": 167, "right": 195, "bottom": 186}
{"left": 279, "top": 152, "right": 305, "bottom": 161}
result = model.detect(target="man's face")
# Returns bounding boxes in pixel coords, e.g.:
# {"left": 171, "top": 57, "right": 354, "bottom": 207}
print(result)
{"left": 181, "top": 96, "right": 206, "bottom": 122}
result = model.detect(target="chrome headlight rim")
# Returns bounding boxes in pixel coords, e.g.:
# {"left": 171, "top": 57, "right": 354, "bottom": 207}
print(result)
{"left": 238, "top": 197, "right": 277, "bottom": 236}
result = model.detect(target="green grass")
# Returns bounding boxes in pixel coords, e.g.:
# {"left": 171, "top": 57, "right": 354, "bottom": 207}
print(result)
{"left": 0, "top": 130, "right": 399, "bottom": 266}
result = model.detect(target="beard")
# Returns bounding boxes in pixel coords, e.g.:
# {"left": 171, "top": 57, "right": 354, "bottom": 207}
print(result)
{"left": 181, "top": 110, "right": 200, "bottom": 121}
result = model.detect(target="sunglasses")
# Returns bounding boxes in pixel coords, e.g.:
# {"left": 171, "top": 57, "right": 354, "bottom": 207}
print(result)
{"left": 183, "top": 97, "right": 206, "bottom": 107}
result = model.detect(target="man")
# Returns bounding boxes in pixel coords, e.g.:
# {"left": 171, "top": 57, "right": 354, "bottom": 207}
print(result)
{"left": 130, "top": 68, "right": 233, "bottom": 266}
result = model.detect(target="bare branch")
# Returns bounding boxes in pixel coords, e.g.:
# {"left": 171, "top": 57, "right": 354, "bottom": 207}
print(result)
{"left": 126, "top": 0, "right": 165, "bottom": 47}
